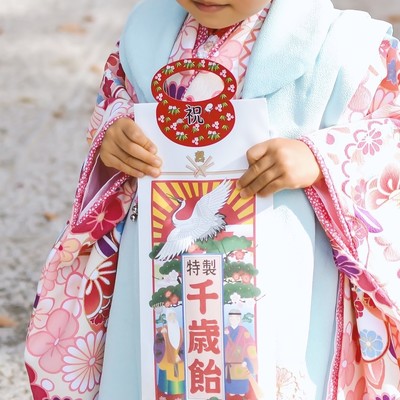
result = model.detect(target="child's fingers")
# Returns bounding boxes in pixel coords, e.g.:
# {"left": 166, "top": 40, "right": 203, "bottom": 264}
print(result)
{"left": 100, "top": 133, "right": 161, "bottom": 177}
{"left": 120, "top": 144, "right": 162, "bottom": 176}
{"left": 245, "top": 141, "right": 268, "bottom": 165}
{"left": 239, "top": 176, "right": 283, "bottom": 198}
{"left": 236, "top": 155, "right": 274, "bottom": 191}
{"left": 113, "top": 129, "right": 161, "bottom": 167}
{"left": 238, "top": 165, "right": 283, "bottom": 198}
{"left": 107, "top": 152, "right": 161, "bottom": 178}
{"left": 120, "top": 118, "right": 158, "bottom": 154}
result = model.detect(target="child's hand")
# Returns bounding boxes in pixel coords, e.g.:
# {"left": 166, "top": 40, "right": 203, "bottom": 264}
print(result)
{"left": 99, "top": 118, "right": 162, "bottom": 178}
{"left": 237, "top": 138, "right": 322, "bottom": 198}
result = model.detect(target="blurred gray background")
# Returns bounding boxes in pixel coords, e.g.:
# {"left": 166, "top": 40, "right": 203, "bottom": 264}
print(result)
{"left": 0, "top": 1, "right": 398, "bottom": 399}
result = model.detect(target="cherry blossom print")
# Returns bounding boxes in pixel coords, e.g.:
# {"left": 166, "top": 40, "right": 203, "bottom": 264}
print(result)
{"left": 62, "top": 331, "right": 105, "bottom": 394}
{"left": 213, "top": 38, "right": 242, "bottom": 71}
{"left": 84, "top": 254, "right": 117, "bottom": 331}
{"left": 232, "top": 250, "right": 246, "bottom": 261}
{"left": 39, "top": 253, "right": 61, "bottom": 297}
{"left": 61, "top": 272, "right": 86, "bottom": 318}
{"left": 57, "top": 257, "right": 82, "bottom": 286}
{"left": 56, "top": 238, "right": 80, "bottom": 263}
{"left": 32, "top": 297, "right": 55, "bottom": 330}
{"left": 169, "top": 16, "right": 199, "bottom": 62}
{"left": 73, "top": 195, "right": 125, "bottom": 240}
{"left": 353, "top": 122, "right": 384, "bottom": 156}
{"left": 344, "top": 377, "right": 368, "bottom": 400}
{"left": 366, "top": 163, "right": 400, "bottom": 209}
{"left": 24, "top": 9, "right": 400, "bottom": 399}
{"left": 339, "top": 324, "right": 357, "bottom": 388}
{"left": 360, "top": 329, "right": 385, "bottom": 360}
{"left": 27, "top": 309, "right": 79, "bottom": 374}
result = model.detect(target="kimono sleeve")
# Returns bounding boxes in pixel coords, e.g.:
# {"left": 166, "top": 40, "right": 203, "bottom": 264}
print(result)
{"left": 69, "top": 45, "right": 138, "bottom": 236}
{"left": 302, "top": 36, "right": 400, "bottom": 324}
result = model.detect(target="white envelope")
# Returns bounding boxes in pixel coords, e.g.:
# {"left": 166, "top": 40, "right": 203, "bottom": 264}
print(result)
{"left": 134, "top": 98, "right": 277, "bottom": 400}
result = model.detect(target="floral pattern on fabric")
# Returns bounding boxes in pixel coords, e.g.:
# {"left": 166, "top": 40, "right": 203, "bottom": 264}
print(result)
{"left": 24, "top": 8, "right": 400, "bottom": 400}
{"left": 303, "top": 36, "right": 400, "bottom": 399}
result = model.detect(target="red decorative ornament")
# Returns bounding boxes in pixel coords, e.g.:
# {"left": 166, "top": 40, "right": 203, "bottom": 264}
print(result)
{"left": 152, "top": 58, "right": 236, "bottom": 147}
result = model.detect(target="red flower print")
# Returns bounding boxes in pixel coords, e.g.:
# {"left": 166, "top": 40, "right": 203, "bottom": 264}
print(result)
{"left": 73, "top": 197, "right": 124, "bottom": 240}
{"left": 25, "top": 363, "right": 49, "bottom": 400}
{"left": 351, "top": 290, "right": 364, "bottom": 318}
{"left": 354, "top": 298, "right": 364, "bottom": 317}
{"left": 233, "top": 250, "right": 245, "bottom": 260}
{"left": 84, "top": 254, "right": 117, "bottom": 331}
{"left": 105, "top": 51, "right": 125, "bottom": 80}
{"left": 102, "top": 77, "right": 113, "bottom": 99}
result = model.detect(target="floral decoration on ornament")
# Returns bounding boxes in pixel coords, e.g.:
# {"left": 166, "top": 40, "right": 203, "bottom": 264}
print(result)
{"left": 152, "top": 58, "right": 236, "bottom": 147}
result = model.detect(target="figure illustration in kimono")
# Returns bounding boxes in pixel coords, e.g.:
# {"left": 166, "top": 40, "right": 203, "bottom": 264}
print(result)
{"left": 156, "top": 308, "right": 185, "bottom": 395}
{"left": 224, "top": 309, "right": 259, "bottom": 398}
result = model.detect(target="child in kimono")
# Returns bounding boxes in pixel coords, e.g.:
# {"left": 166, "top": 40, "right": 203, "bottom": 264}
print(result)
{"left": 25, "top": 0, "right": 400, "bottom": 399}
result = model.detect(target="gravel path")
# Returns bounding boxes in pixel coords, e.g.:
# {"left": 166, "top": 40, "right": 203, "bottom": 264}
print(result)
{"left": 0, "top": 1, "right": 398, "bottom": 399}
{"left": 0, "top": 1, "right": 133, "bottom": 398}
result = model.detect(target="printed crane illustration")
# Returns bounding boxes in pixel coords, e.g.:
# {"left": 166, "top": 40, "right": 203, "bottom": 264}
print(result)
{"left": 156, "top": 180, "right": 232, "bottom": 261}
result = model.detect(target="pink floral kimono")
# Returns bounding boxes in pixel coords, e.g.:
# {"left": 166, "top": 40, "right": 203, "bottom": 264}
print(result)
{"left": 25, "top": 0, "right": 400, "bottom": 399}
